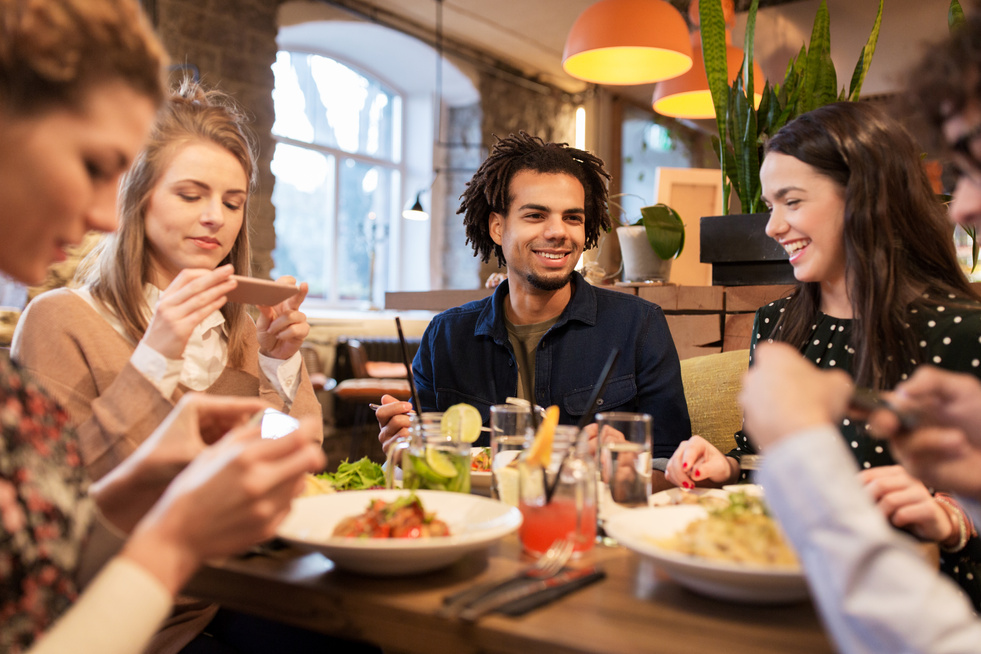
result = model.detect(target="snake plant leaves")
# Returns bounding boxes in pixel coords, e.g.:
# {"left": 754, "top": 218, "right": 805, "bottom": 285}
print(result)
{"left": 950, "top": 0, "right": 965, "bottom": 31}
{"left": 847, "top": 0, "right": 883, "bottom": 102}
{"left": 636, "top": 204, "right": 685, "bottom": 260}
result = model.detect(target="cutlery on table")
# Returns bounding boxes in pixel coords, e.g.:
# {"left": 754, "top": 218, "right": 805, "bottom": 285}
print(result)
{"left": 438, "top": 536, "right": 574, "bottom": 618}
{"left": 458, "top": 565, "right": 605, "bottom": 622}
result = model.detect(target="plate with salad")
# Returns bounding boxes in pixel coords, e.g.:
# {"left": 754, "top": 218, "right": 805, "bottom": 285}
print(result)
{"left": 470, "top": 447, "right": 492, "bottom": 489}
{"left": 277, "top": 489, "right": 522, "bottom": 575}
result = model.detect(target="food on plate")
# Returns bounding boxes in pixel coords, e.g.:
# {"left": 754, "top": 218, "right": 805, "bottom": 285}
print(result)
{"left": 471, "top": 447, "right": 491, "bottom": 472}
{"left": 302, "top": 474, "right": 336, "bottom": 497}
{"left": 313, "top": 457, "right": 385, "bottom": 492}
{"left": 441, "top": 402, "right": 483, "bottom": 443}
{"left": 655, "top": 492, "right": 799, "bottom": 568}
{"left": 331, "top": 493, "right": 451, "bottom": 539}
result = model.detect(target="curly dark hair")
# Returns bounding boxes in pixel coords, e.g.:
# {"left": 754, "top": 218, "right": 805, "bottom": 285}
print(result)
{"left": 459, "top": 132, "right": 612, "bottom": 266}
{"left": 906, "top": 13, "right": 981, "bottom": 150}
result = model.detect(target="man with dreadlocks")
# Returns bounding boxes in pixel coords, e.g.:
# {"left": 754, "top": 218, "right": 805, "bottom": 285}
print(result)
{"left": 377, "top": 133, "right": 690, "bottom": 477}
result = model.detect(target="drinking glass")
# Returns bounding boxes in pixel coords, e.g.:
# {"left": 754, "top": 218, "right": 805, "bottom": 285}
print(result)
{"left": 384, "top": 412, "right": 471, "bottom": 493}
{"left": 517, "top": 426, "right": 596, "bottom": 557}
{"left": 489, "top": 404, "right": 533, "bottom": 505}
{"left": 596, "top": 412, "right": 653, "bottom": 508}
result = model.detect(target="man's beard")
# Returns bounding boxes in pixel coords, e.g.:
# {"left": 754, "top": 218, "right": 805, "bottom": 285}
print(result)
{"left": 525, "top": 270, "right": 574, "bottom": 292}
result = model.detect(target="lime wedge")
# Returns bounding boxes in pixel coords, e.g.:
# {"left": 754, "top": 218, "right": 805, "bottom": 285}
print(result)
{"left": 441, "top": 403, "right": 482, "bottom": 443}
{"left": 425, "top": 446, "right": 459, "bottom": 478}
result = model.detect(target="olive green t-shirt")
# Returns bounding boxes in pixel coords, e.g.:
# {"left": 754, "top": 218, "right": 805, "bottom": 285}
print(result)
{"left": 504, "top": 313, "right": 559, "bottom": 406}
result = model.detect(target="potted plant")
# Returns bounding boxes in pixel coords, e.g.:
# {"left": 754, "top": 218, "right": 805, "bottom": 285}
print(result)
{"left": 697, "top": 0, "right": 883, "bottom": 285}
{"left": 612, "top": 200, "right": 685, "bottom": 283}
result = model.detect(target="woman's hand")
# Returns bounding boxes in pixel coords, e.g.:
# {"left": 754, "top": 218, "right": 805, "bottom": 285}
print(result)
{"left": 377, "top": 393, "right": 413, "bottom": 454}
{"left": 90, "top": 393, "right": 271, "bottom": 533}
{"left": 256, "top": 276, "right": 309, "bottom": 360}
{"left": 142, "top": 265, "right": 237, "bottom": 359}
{"left": 859, "top": 465, "right": 956, "bottom": 545}
{"left": 664, "top": 435, "right": 738, "bottom": 489}
{"left": 120, "top": 419, "right": 324, "bottom": 595}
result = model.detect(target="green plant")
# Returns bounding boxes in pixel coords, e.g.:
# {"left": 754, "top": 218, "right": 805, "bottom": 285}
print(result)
{"left": 608, "top": 195, "right": 685, "bottom": 260}
{"left": 700, "top": 0, "right": 883, "bottom": 214}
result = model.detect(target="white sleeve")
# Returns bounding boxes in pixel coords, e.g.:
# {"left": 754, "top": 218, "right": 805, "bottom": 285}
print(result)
{"left": 26, "top": 558, "right": 172, "bottom": 654}
{"left": 258, "top": 350, "right": 302, "bottom": 404}
{"left": 759, "top": 427, "right": 981, "bottom": 654}
{"left": 130, "top": 340, "right": 182, "bottom": 399}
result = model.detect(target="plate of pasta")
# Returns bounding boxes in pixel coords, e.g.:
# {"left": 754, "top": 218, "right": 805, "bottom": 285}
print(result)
{"left": 604, "top": 489, "right": 808, "bottom": 603}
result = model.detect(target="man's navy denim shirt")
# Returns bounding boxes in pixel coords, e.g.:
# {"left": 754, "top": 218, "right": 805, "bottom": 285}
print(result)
{"left": 412, "top": 272, "right": 692, "bottom": 456}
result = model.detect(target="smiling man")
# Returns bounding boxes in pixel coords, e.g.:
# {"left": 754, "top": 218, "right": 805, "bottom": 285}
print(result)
{"left": 377, "top": 133, "right": 690, "bottom": 474}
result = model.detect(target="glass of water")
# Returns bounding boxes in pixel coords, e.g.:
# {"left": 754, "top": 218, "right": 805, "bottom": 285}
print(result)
{"left": 596, "top": 412, "right": 653, "bottom": 508}
{"left": 489, "top": 404, "right": 532, "bottom": 505}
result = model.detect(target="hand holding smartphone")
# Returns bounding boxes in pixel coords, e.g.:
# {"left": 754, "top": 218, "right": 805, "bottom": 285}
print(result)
{"left": 249, "top": 408, "right": 301, "bottom": 440}
{"left": 226, "top": 275, "right": 300, "bottom": 306}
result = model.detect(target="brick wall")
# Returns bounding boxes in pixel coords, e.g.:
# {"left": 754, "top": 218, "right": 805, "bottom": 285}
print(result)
{"left": 154, "top": 0, "right": 282, "bottom": 279}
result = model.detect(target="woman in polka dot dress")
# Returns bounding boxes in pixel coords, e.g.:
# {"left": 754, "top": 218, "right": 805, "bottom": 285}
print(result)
{"left": 665, "top": 102, "right": 981, "bottom": 609}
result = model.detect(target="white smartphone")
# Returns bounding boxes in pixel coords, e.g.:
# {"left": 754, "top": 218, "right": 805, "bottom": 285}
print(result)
{"left": 225, "top": 275, "right": 300, "bottom": 306}
{"left": 249, "top": 408, "right": 301, "bottom": 440}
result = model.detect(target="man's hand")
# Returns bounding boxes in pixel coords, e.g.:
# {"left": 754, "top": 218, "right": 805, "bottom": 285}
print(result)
{"left": 739, "top": 342, "right": 853, "bottom": 451}
{"left": 377, "top": 393, "right": 413, "bottom": 453}
{"left": 871, "top": 366, "right": 981, "bottom": 499}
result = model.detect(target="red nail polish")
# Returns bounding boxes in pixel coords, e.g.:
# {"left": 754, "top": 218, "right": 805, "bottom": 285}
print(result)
{"left": 683, "top": 481, "right": 692, "bottom": 489}
{"left": 682, "top": 461, "right": 689, "bottom": 470}
{"left": 693, "top": 469, "right": 701, "bottom": 479}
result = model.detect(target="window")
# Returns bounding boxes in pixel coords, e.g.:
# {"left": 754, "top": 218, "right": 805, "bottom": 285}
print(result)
{"left": 270, "top": 51, "right": 403, "bottom": 306}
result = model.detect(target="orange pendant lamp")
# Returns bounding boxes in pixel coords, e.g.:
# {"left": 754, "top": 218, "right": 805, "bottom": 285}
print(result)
{"left": 652, "top": 0, "right": 763, "bottom": 119}
{"left": 563, "top": 0, "right": 693, "bottom": 85}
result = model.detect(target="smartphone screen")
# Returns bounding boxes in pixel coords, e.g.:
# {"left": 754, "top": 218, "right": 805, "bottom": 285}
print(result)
{"left": 258, "top": 408, "right": 300, "bottom": 439}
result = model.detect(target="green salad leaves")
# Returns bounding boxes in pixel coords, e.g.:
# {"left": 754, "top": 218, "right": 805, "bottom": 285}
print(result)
{"left": 315, "top": 456, "right": 385, "bottom": 491}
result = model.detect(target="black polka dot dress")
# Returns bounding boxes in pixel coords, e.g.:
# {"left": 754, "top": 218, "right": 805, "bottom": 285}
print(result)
{"left": 731, "top": 295, "right": 981, "bottom": 611}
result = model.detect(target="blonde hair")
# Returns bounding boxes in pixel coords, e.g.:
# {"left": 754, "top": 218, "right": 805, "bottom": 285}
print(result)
{"left": 82, "top": 80, "right": 257, "bottom": 367}
{"left": 0, "top": 0, "right": 168, "bottom": 115}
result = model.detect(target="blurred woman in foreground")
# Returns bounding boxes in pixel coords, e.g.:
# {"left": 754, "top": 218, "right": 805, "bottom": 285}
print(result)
{"left": 665, "top": 102, "right": 981, "bottom": 607}
{"left": 0, "top": 1, "right": 324, "bottom": 653}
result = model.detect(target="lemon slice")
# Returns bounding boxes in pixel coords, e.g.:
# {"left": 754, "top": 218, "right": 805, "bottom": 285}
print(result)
{"left": 441, "top": 403, "right": 482, "bottom": 443}
{"left": 425, "top": 446, "right": 458, "bottom": 478}
{"left": 526, "top": 405, "right": 560, "bottom": 468}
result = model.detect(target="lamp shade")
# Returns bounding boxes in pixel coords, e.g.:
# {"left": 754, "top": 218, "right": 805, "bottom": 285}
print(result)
{"left": 402, "top": 192, "right": 429, "bottom": 221}
{"left": 652, "top": 38, "right": 763, "bottom": 119}
{"left": 563, "top": 0, "right": 693, "bottom": 85}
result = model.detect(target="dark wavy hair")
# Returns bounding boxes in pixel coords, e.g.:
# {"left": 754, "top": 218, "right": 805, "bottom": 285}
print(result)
{"left": 765, "top": 102, "right": 979, "bottom": 388}
{"left": 459, "top": 132, "right": 612, "bottom": 266}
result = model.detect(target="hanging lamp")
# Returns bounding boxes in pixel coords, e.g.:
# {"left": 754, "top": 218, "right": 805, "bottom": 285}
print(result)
{"left": 563, "top": 0, "right": 693, "bottom": 85}
{"left": 652, "top": 0, "right": 762, "bottom": 119}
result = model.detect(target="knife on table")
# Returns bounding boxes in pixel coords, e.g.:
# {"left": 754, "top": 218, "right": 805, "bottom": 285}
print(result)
{"left": 458, "top": 566, "right": 605, "bottom": 622}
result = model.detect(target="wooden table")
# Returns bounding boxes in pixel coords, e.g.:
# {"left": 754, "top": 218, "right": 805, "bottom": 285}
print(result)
{"left": 186, "top": 536, "right": 834, "bottom": 654}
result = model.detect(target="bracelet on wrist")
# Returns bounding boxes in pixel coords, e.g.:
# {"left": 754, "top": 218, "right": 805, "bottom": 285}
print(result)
{"left": 935, "top": 494, "right": 971, "bottom": 553}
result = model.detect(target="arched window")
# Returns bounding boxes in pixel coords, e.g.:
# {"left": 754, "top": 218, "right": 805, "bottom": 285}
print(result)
{"left": 270, "top": 51, "right": 403, "bottom": 305}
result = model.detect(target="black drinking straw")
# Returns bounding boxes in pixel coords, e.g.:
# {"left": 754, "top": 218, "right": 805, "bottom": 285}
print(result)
{"left": 545, "top": 348, "right": 619, "bottom": 503}
{"left": 395, "top": 317, "right": 422, "bottom": 415}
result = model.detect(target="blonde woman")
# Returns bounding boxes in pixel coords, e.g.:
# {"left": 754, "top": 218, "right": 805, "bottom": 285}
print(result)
{"left": 0, "top": 1, "right": 325, "bottom": 653}
{"left": 13, "top": 82, "right": 323, "bottom": 482}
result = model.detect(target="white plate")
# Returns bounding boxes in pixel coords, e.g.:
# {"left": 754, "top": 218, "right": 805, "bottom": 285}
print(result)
{"left": 604, "top": 504, "right": 808, "bottom": 604}
{"left": 277, "top": 489, "right": 521, "bottom": 575}
{"left": 470, "top": 447, "right": 491, "bottom": 489}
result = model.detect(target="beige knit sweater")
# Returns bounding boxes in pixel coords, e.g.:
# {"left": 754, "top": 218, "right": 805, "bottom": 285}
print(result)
{"left": 11, "top": 287, "right": 325, "bottom": 654}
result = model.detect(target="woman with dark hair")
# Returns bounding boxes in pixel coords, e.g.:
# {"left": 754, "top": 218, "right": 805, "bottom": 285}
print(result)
{"left": 665, "top": 101, "right": 981, "bottom": 608}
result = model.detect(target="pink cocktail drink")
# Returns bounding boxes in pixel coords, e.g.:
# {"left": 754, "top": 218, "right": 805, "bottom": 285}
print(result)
{"left": 519, "top": 497, "right": 597, "bottom": 555}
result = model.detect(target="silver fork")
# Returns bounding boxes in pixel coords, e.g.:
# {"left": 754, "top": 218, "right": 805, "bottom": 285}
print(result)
{"left": 439, "top": 537, "right": 574, "bottom": 617}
